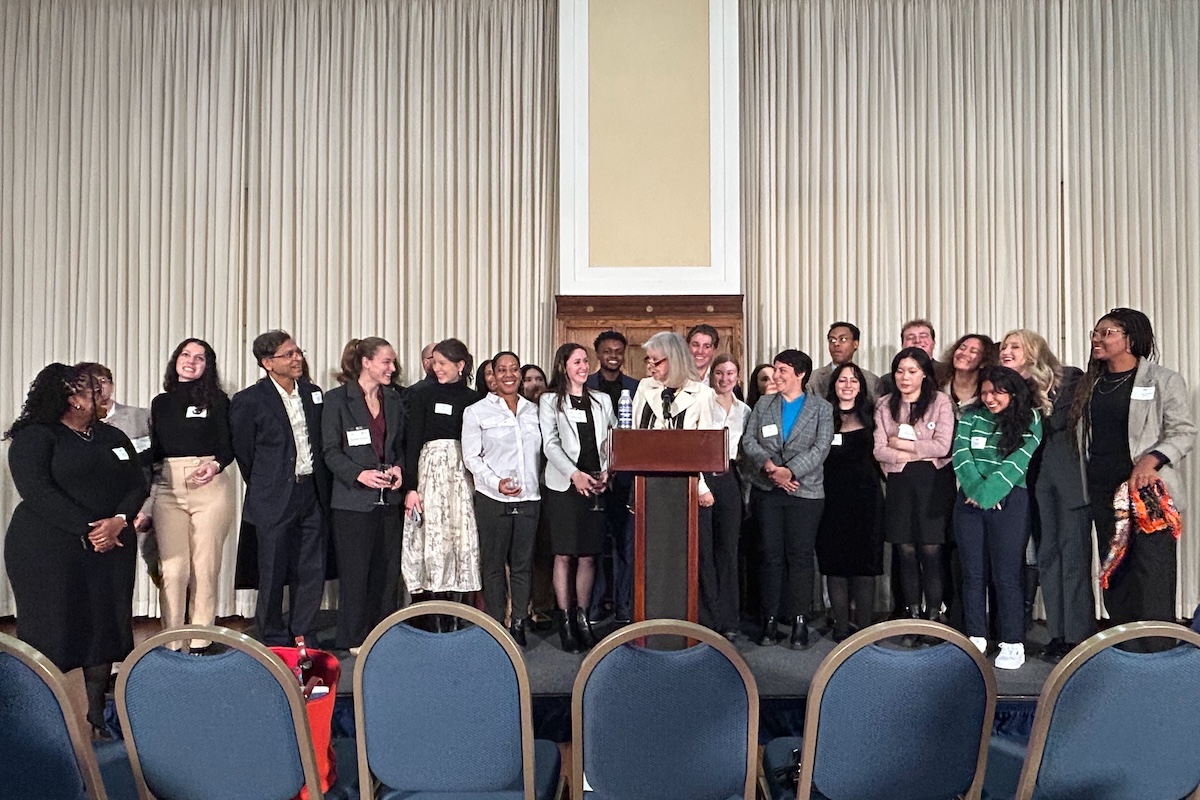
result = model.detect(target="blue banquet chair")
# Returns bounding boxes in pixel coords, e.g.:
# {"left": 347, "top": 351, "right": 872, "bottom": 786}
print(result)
{"left": 0, "top": 630, "right": 127, "bottom": 800}
{"left": 352, "top": 600, "right": 562, "bottom": 799}
{"left": 988, "top": 621, "right": 1200, "bottom": 800}
{"left": 115, "top": 624, "right": 326, "bottom": 800}
{"left": 570, "top": 618, "right": 759, "bottom": 800}
{"left": 762, "top": 618, "right": 996, "bottom": 800}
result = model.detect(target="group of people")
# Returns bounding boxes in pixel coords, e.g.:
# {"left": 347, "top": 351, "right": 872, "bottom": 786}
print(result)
{"left": 3, "top": 307, "right": 1194, "bottom": 738}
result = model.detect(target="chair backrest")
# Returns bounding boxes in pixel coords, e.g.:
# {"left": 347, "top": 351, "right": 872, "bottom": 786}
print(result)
{"left": 1015, "top": 621, "right": 1200, "bottom": 800}
{"left": 353, "top": 600, "right": 536, "bottom": 799}
{"left": 571, "top": 619, "right": 759, "bottom": 800}
{"left": 115, "top": 624, "right": 324, "bottom": 800}
{"left": 798, "top": 619, "right": 996, "bottom": 800}
{"left": 0, "top": 632, "right": 109, "bottom": 800}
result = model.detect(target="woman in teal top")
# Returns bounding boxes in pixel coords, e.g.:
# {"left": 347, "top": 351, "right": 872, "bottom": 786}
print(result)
{"left": 952, "top": 366, "right": 1042, "bottom": 670}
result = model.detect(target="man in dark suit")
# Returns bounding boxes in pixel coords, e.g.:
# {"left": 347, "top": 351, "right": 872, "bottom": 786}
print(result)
{"left": 230, "top": 330, "right": 330, "bottom": 646}
{"left": 585, "top": 330, "right": 641, "bottom": 623}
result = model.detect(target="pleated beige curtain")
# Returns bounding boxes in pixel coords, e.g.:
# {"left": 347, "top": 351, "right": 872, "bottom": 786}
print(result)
{"left": 0, "top": 0, "right": 559, "bottom": 618}
{"left": 742, "top": 0, "right": 1200, "bottom": 614}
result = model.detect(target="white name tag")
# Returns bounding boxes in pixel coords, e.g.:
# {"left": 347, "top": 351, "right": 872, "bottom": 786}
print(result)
{"left": 1131, "top": 386, "right": 1156, "bottom": 401}
{"left": 311, "top": 391, "right": 323, "bottom": 405}
{"left": 761, "top": 423, "right": 780, "bottom": 437}
{"left": 131, "top": 435, "right": 151, "bottom": 453}
{"left": 112, "top": 447, "right": 130, "bottom": 461}
{"left": 567, "top": 409, "right": 588, "bottom": 424}
{"left": 185, "top": 406, "right": 208, "bottom": 419}
{"left": 831, "top": 433, "right": 843, "bottom": 446}
{"left": 898, "top": 424, "right": 917, "bottom": 441}
{"left": 434, "top": 402, "right": 453, "bottom": 416}
{"left": 971, "top": 436, "right": 988, "bottom": 450}
{"left": 347, "top": 428, "right": 372, "bottom": 447}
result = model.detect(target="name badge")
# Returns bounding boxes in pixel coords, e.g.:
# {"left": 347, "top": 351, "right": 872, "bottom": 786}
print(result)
{"left": 761, "top": 423, "right": 779, "bottom": 438}
{"left": 434, "top": 402, "right": 453, "bottom": 416}
{"left": 112, "top": 447, "right": 130, "bottom": 461}
{"left": 831, "top": 433, "right": 843, "bottom": 446}
{"left": 970, "top": 436, "right": 988, "bottom": 450}
{"left": 567, "top": 409, "right": 588, "bottom": 424}
{"left": 898, "top": 423, "right": 918, "bottom": 441}
{"left": 1131, "top": 386, "right": 1155, "bottom": 401}
{"left": 131, "top": 435, "right": 151, "bottom": 453}
{"left": 311, "top": 392, "right": 323, "bottom": 405}
{"left": 185, "top": 406, "right": 208, "bottom": 419}
{"left": 347, "top": 428, "right": 372, "bottom": 447}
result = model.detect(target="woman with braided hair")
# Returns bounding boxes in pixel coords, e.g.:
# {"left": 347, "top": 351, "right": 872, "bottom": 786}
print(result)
{"left": 1068, "top": 308, "right": 1195, "bottom": 629}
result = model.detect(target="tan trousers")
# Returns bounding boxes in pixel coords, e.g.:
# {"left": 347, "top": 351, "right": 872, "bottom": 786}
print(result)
{"left": 153, "top": 456, "right": 235, "bottom": 648}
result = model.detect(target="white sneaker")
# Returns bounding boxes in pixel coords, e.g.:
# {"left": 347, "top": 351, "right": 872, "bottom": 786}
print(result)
{"left": 349, "top": 646, "right": 361, "bottom": 657}
{"left": 968, "top": 636, "right": 987, "bottom": 654}
{"left": 995, "top": 642, "right": 1025, "bottom": 670}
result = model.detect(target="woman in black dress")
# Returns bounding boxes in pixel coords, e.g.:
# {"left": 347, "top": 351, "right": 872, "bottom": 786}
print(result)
{"left": 4, "top": 363, "right": 147, "bottom": 738}
{"left": 817, "top": 363, "right": 884, "bottom": 641}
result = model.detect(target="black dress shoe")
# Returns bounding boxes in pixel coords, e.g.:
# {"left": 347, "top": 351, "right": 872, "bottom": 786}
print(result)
{"left": 789, "top": 616, "right": 811, "bottom": 649}
{"left": 508, "top": 618, "right": 528, "bottom": 648}
{"left": 722, "top": 629, "right": 740, "bottom": 644}
{"left": 614, "top": 607, "right": 632, "bottom": 624}
{"left": 758, "top": 617, "right": 779, "bottom": 647}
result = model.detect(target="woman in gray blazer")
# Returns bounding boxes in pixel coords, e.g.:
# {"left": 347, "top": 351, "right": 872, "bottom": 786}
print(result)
{"left": 1069, "top": 308, "right": 1196, "bottom": 632}
{"left": 322, "top": 337, "right": 406, "bottom": 651}
{"left": 741, "top": 349, "right": 834, "bottom": 649}
{"left": 540, "top": 343, "right": 615, "bottom": 652}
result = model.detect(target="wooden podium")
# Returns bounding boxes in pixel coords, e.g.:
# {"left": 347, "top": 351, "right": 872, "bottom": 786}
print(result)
{"left": 608, "top": 429, "right": 729, "bottom": 625}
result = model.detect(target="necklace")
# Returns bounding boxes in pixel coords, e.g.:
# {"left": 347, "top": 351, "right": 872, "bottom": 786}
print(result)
{"left": 67, "top": 425, "right": 94, "bottom": 442}
{"left": 1095, "top": 370, "right": 1135, "bottom": 396}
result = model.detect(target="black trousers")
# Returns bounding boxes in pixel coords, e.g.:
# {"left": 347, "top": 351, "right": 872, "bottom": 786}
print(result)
{"left": 1090, "top": 480, "right": 1177, "bottom": 626}
{"left": 754, "top": 489, "right": 824, "bottom": 620}
{"left": 702, "top": 469, "right": 742, "bottom": 631}
{"left": 332, "top": 506, "right": 403, "bottom": 648}
{"left": 255, "top": 479, "right": 325, "bottom": 646}
{"left": 1036, "top": 478, "right": 1095, "bottom": 643}
{"left": 474, "top": 493, "right": 540, "bottom": 625}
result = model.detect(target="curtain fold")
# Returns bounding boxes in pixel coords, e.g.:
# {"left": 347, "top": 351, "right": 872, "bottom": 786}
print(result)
{"left": 0, "top": 0, "right": 558, "bottom": 618}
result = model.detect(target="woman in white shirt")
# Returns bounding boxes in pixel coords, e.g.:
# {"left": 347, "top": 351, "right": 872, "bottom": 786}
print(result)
{"left": 707, "top": 354, "right": 750, "bottom": 641}
{"left": 540, "top": 343, "right": 616, "bottom": 653}
{"left": 462, "top": 351, "right": 543, "bottom": 646}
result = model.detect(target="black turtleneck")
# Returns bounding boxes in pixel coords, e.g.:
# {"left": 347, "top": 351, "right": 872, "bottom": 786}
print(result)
{"left": 150, "top": 383, "right": 234, "bottom": 469}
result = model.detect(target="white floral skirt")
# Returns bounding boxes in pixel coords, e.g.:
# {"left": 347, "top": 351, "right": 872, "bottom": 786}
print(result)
{"left": 401, "top": 439, "right": 481, "bottom": 593}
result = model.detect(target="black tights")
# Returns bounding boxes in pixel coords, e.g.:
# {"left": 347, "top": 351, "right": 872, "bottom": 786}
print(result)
{"left": 897, "top": 543, "right": 943, "bottom": 614}
{"left": 827, "top": 576, "right": 876, "bottom": 630}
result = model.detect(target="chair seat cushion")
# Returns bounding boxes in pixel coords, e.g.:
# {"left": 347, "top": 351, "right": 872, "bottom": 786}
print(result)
{"left": 94, "top": 739, "right": 138, "bottom": 800}
{"left": 379, "top": 738, "right": 560, "bottom": 800}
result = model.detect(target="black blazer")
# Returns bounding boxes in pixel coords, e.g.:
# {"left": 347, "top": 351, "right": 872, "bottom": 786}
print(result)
{"left": 321, "top": 381, "right": 406, "bottom": 512}
{"left": 229, "top": 377, "right": 330, "bottom": 528}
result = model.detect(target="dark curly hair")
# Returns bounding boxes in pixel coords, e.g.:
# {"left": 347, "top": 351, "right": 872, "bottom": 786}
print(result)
{"left": 937, "top": 333, "right": 998, "bottom": 401}
{"left": 980, "top": 366, "right": 1037, "bottom": 458}
{"left": 886, "top": 347, "right": 939, "bottom": 425}
{"left": 4, "top": 363, "right": 82, "bottom": 440}
{"left": 825, "top": 362, "right": 876, "bottom": 433}
{"left": 164, "top": 338, "right": 225, "bottom": 410}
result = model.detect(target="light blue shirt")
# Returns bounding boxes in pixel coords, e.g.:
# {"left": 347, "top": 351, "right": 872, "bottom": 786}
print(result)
{"left": 781, "top": 394, "right": 806, "bottom": 440}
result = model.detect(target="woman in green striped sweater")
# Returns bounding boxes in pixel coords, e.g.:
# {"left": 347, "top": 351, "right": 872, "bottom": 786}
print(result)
{"left": 952, "top": 366, "right": 1043, "bottom": 669}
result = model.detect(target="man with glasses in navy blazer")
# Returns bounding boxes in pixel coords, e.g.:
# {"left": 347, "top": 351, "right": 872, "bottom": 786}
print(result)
{"left": 230, "top": 329, "right": 331, "bottom": 646}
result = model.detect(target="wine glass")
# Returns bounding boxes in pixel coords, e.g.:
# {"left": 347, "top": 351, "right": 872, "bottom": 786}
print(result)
{"left": 505, "top": 469, "right": 522, "bottom": 515}
{"left": 374, "top": 462, "right": 392, "bottom": 506}
{"left": 588, "top": 471, "right": 606, "bottom": 512}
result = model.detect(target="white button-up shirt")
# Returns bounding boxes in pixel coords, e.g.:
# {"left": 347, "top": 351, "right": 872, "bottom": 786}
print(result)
{"left": 271, "top": 376, "right": 315, "bottom": 477}
{"left": 712, "top": 395, "right": 751, "bottom": 462}
{"left": 461, "top": 393, "right": 543, "bottom": 503}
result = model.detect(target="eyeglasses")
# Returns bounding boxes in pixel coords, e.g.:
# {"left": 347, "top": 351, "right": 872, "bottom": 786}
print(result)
{"left": 827, "top": 335, "right": 854, "bottom": 344}
{"left": 270, "top": 348, "right": 306, "bottom": 361}
{"left": 643, "top": 356, "right": 667, "bottom": 368}
{"left": 1090, "top": 327, "right": 1125, "bottom": 340}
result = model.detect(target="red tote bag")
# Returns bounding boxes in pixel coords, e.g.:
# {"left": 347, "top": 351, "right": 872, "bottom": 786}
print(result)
{"left": 270, "top": 645, "right": 340, "bottom": 800}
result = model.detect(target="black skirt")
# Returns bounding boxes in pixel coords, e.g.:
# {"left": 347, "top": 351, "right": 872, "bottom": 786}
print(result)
{"left": 883, "top": 461, "right": 956, "bottom": 546}
{"left": 816, "top": 428, "right": 884, "bottom": 576}
{"left": 543, "top": 487, "right": 606, "bottom": 556}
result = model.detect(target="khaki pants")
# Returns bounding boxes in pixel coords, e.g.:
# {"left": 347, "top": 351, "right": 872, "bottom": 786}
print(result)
{"left": 153, "top": 456, "right": 235, "bottom": 648}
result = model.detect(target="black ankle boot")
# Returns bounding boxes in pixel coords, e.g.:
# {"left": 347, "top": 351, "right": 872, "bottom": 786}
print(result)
{"left": 789, "top": 615, "right": 811, "bottom": 649}
{"left": 573, "top": 607, "right": 597, "bottom": 650}
{"left": 555, "top": 608, "right": 580, "bottom": 653}
{"left": 509, "top": 617, "right": 528, "bottom": 648}
{"left": 902, "top": 605, "right": 923, "bottom": 647}
{"left": 758, "top": 616, "right": 779, "bottom": 647}
{"left": 83, "top": 664, "right": 112, "bottom": 739}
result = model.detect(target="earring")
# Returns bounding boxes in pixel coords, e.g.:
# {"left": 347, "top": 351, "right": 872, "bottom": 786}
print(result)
{"left": 72, "top": 404, "right": 82, "bottom": 410}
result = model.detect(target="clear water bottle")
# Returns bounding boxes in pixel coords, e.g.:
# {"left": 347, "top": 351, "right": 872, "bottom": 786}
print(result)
{"left": 617, "top": 389, "right": 633, "bottom": 429}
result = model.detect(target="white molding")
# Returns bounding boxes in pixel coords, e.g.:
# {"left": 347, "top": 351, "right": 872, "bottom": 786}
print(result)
{"left": 558, "top": 0, "right": 741, "bottom": 296}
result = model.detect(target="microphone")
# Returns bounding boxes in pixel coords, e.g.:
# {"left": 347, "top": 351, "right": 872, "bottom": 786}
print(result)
{"left": 660, "top": 387, "right": 676, "bottom": 428}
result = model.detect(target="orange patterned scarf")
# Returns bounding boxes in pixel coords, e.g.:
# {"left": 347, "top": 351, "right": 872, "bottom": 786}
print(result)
{"left": 1099, "top": 478, "right": 1182, "bottom": 590}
